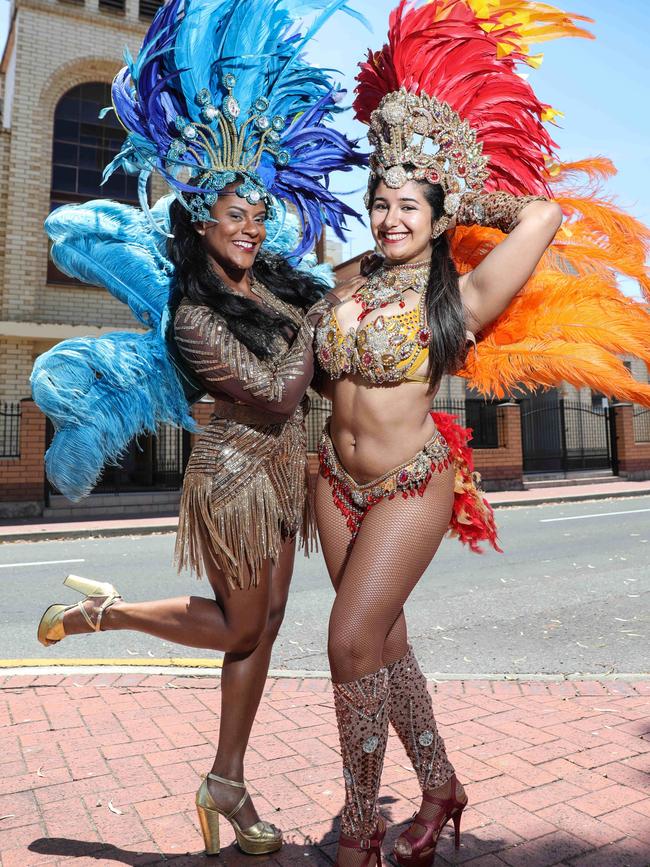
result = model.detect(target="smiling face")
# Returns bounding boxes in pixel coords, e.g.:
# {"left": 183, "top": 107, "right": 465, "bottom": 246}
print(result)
{"left": 195, "top": 183, "right": 267, "bottom": 276}
{"left": 369, "top": 180, "right": 435, "bottom": 264}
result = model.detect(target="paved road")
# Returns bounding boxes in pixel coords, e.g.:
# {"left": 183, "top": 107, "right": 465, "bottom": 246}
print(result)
{"left": 1, "top": 496, "right": 648, "bottom": 675}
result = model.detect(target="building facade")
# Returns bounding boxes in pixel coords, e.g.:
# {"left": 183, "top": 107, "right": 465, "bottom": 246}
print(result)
{"left": 0, "top": 0, "right": 165, "bottom": 405}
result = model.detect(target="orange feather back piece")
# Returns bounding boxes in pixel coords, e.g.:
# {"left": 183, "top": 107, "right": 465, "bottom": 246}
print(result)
{"left": 456, "top": 159, "right": 650, "bottom": 405}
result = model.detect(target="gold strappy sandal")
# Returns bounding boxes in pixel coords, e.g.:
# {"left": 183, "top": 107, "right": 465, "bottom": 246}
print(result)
{"left": 196, "top": 772, "right": 282, "bottom": 856}
{"left": 37, "top": 574, "right": 122, "bottom": 647}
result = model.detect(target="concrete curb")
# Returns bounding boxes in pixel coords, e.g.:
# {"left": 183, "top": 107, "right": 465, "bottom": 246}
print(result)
{"left": 0, "top": 524, "right": 177, "bottom": 544}
{"left": 1, "top": 663, "right": 649, "bottom": 680}
{"left": 492, "top": 488, "right": 650, "bottom": 509}
{"left": 3, "top": 488, "right": 650, "bottom": 543}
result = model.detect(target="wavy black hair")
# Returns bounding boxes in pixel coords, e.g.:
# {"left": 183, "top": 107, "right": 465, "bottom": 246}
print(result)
{"left": 367, "top": 175, "right": 467, "bottom": 388}
{"left": 167, "top": 199, "right": 327, "bottom": 359}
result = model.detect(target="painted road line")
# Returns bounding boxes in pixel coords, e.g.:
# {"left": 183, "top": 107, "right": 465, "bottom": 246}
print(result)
{"left": 541, "top": 508, "right": 650, "bottom": 523}
{"left": 0, "top": 559, "right": 85, "bottom": 569}
{"left": 0, "top": 657, "right": 223, "bottom": 668}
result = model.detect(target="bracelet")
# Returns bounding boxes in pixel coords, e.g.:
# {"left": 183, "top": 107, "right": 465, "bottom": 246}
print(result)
{"left": 456, "top": 191, "right": 549, "bottom": 234}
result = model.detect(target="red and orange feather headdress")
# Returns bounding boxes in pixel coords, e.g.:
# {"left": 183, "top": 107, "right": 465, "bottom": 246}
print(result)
{"left": 355, "top": 0, "right": 650, "bottom": 407}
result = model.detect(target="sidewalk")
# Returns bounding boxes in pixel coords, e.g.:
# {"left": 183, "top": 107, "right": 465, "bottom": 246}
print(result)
{"left": 3, "top": 479, "right": 650, "bottom": 543}
{"left": 0, "top": 673, "right": 648, "bottom": 867}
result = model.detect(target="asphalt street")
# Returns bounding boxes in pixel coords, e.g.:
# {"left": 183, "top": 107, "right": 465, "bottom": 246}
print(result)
{"left": 1, "top": 496, "right": 648, "bottom": 676}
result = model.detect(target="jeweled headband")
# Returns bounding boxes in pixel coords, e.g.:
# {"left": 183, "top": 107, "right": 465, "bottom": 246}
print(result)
{"left": 355, "top": 1, "right": 554, "bottom": 235}
{"left": 365, "top": 88, "right": 489, "bottom": 224}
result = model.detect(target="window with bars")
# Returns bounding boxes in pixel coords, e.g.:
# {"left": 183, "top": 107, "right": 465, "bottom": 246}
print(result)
{"left": 139, "top": 0, "right": 164, "bottom": 20}
{"left": 99, "top": 0, "right": 125, "bottom": 13}
{"left": 48, "top": 82, "right": 140, "bottom": 284}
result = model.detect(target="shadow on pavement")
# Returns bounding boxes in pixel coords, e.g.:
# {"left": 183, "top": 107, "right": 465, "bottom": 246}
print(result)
{"left": 27, "top": 791, "right": 647, "bottom": 867}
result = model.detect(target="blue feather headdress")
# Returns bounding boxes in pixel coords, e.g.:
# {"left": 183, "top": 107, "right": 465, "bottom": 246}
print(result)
{"left": 105, "top": 0, "right": 368, "bottom": 255}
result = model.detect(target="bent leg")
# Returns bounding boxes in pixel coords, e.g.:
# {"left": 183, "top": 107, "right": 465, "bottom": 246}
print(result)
{"left": 63, "top": 526, "right": 272, "bottom": 652}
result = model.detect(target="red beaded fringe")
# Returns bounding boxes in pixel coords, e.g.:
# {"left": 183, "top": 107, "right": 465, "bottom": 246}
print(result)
{"left": 319, "top": 417, "right": 501, "bottom": 553}
{"left": 319, "top": 448, "right": 451, "bottom": 541}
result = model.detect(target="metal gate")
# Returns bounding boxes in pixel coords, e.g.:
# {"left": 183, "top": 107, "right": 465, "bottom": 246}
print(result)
{"left": 520, "top": 397, "right": 616, "bottom": 474}
{"left": 45, "top": 421, "right": 191, "bottom": 500}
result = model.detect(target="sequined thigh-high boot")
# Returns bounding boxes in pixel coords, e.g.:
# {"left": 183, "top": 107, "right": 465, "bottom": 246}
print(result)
{"left": 387, "top": 646, "right": 467, "bottom": 867}
{"left": 332, "top": 667, "right": 390, "bottom": 867}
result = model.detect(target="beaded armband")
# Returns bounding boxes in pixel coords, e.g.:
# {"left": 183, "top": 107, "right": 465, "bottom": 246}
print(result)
{"left": 456, "top": 191, "right": 548, "bottom": 234}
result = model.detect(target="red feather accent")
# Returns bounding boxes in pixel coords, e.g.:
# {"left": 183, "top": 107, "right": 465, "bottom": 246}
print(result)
{"left": 354, "top": 0, "right": 556, "bottom": 195}
{"left": 431, "top": 411, "right": 502, "bottom": 553}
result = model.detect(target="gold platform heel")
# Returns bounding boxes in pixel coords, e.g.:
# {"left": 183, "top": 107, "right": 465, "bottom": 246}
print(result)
{"left": 37, "top": 574, "right": 122, "bottom": 647}
{"left": 196, "top": 772, "right": 282, "bottom": 856}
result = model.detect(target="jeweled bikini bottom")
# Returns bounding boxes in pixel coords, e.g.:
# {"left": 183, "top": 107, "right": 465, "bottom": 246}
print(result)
{"left": 318, "top": 421, "right": 451, "bottom": 539}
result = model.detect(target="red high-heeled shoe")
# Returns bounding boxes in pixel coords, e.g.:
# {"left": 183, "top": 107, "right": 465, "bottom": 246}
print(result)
{"left": 336, "top": 816, "right": 386, "bottom": 867}
{"left": 393, "top": 775, "right": 467, "bottom": 867}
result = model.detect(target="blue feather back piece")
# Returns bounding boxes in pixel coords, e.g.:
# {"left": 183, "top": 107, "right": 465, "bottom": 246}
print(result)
{"left": 31, "top": 330, "right": 196, "bottom": 501}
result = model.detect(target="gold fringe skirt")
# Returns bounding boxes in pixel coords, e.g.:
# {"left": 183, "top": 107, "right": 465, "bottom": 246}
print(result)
{"left": 175, "top": 399, "right": 315, "bottom": 589}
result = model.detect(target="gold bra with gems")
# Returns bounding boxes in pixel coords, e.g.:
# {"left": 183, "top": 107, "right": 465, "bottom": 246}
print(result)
{"left": 315, "top": 291, "right": 432, "bottom": 385}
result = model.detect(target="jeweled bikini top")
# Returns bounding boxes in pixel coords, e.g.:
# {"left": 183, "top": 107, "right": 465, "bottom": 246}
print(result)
{"left": 315, "top": 262, "right": 433, "bottom": 385}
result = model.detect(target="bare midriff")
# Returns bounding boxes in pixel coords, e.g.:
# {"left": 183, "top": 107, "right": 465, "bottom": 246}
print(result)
{"left": 321, "top": 372, "right": 440, "bottom": 484}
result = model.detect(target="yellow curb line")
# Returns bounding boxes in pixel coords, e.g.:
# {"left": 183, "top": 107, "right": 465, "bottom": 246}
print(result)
{"left": 0, "top": 657, "right": 223, "bottom": 668}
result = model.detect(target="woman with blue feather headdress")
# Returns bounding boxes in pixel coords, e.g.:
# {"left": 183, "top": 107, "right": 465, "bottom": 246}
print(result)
{"left": 34, "top": 0, "right": 366, "bottom": 854}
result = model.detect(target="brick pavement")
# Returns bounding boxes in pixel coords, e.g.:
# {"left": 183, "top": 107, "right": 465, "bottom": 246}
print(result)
{"left": 0, "top": 674, "right": 648, "bottom": 867}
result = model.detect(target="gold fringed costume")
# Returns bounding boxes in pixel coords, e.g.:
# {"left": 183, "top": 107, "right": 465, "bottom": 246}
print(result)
{"left": 173, "top": 285, "right": 328, "bottom": 588}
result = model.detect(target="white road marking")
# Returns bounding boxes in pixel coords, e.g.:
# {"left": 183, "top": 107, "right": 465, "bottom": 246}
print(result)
{"left": 0, "top": 559, "right": 85, "bottom": 569}
{"left": 541, "top": 508, "right": 650, "bottom": 523}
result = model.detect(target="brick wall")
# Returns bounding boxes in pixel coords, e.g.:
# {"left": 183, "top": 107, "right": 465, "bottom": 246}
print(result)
{"left": 613, "top": 404, "right": 650, "bottom": 481}
{"left": 0, "top": 131, "right": 9, "bottom": 311}
{"left": 0, "top": 399, "right": 46, "bottom": 515}
{"left": 0, "top": 0, "right": 155, "bottom": 402}
{"left": 0, "top": 337, "right": 35, "bottom": 401}
{"left": 191, "top": 398, "right": 215, "bottom": 444}
{"left": 472, "top": 404, "right": 524, "bottom": 491}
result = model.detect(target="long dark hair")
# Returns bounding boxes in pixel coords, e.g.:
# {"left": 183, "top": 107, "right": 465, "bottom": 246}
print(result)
{"left": 167, "top": 199, "right": 327, "bottom": 359}
{"left": 367, "top": 176, "right": 467, "bottom": 388}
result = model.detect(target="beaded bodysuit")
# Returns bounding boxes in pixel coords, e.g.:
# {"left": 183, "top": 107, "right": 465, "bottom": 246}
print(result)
{"left": 173, "top": 284, "right": 326, "bottom": 588}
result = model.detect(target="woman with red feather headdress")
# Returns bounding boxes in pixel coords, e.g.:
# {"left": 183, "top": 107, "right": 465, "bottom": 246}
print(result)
{"left": 310, "top": 2, "right": 650, "bottom": 866}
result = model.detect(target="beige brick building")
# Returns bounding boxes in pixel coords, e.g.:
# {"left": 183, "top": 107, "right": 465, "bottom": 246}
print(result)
{"left": 0, "top": 0, "right": 164, "bottom": 405}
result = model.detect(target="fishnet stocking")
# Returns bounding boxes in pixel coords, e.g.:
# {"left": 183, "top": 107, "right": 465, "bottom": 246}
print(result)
{"left": 315, "top": 461, "right": 455, "bottom": 865}
{"left": 316, "top": 463, "right": 455, "bottom": 682}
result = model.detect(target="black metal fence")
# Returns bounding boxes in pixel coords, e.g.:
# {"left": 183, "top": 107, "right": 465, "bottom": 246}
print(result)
{"left": 305, "top": 394, "right": 500, "bottom": 452}
{"left": 633, "top": 407, "right": 650, "bottom": 442}
{"left": 153, "top": 424, "right": 192, "bottom": 489}
{"left": 520, "top": 398, "right": 612, "bottom": 473}
{"left": 0, "top": 402, "right": 21, "bottom": 458}
{"left": 433, "top": 398, "right": 500, "bottom": 448}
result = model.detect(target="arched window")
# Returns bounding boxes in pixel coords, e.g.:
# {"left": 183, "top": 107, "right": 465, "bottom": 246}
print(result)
{"left": 48, "top": 81, "right": 140, "bottom": 283}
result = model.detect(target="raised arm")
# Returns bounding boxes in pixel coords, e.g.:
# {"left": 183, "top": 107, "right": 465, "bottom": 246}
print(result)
{"left": 174, "top": 299, "right": 333, "bottom": 418}
{"left": 456, "top": 192, "right": 563, "bottom": 333}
